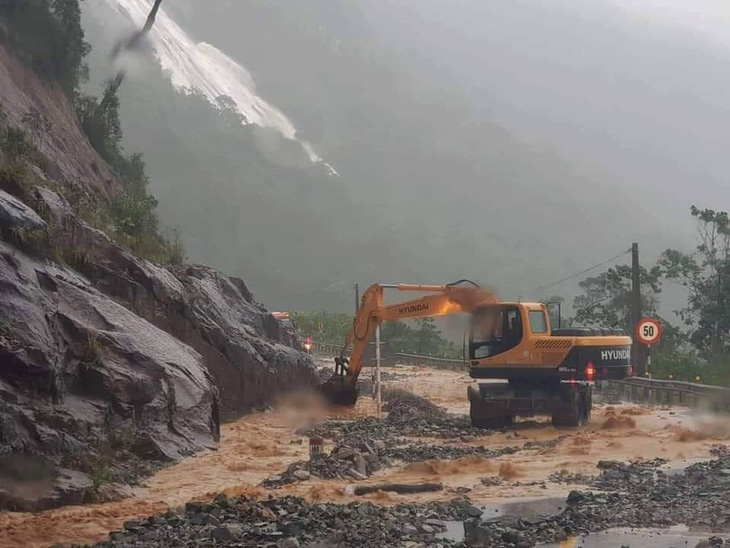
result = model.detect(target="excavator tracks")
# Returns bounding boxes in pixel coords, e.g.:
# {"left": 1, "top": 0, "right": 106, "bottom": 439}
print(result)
{"left": 468, "top": 381, "right": 593, "bottom": 428}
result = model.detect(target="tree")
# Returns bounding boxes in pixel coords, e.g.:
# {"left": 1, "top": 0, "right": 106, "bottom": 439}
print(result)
{"left": 660, "top": 206, "right": 730, "bottom": 358}
{"left": 0, "top": 0, "right": 90, "bottom": 94}
{"left": 415, "top": 318, "right": 446, "bottom": 356}
{"left": 380, "top": 321, "right": 417, "bottom": 354}
{"left": 290, "top": 312, "right": 353, "bottom": 345}
{"left": 572, "top": 264, "right": 662, "bottom": 334}
{"left": 75, "top": 81, "right": 123, "bottom": 164}
{"left": 49, "top": 0, "right": 91, "bottom": 92}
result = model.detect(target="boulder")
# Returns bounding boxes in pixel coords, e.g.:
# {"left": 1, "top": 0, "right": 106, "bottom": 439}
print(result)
{"left": 0, "top": 189, "right": 46, "bottom": 232}
{"left": 34, "top": 186, "right": 73, "bottom": 224}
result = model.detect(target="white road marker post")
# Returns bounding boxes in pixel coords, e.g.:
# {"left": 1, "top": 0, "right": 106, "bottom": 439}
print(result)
{"left": 376, "top": 324, "right": 382, "bottom": 419}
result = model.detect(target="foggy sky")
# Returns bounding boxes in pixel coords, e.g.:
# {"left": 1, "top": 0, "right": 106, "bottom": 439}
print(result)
{"left": 82, "top": 0, "right": 728, "bottom": 314}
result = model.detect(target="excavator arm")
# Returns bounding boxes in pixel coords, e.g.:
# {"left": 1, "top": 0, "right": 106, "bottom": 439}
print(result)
{"left": 321, "top": 281, "right": 497, "bottom": 405}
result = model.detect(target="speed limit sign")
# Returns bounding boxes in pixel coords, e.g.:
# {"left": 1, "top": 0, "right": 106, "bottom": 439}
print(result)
{"left": 636, "top": 317, "right": 662, "bottom": 345}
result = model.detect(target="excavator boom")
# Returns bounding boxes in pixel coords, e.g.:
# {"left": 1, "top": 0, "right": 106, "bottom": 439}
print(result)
{"left": 320, "top": 281, "right": 496, "bottom": 405}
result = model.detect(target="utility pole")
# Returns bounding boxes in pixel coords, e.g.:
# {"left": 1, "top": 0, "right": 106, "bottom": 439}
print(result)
{"left": 631, "top": 242, "right": 645, "bottom": 376}
{"left": 354, "top": 283, "right": 360, "bottom": 314}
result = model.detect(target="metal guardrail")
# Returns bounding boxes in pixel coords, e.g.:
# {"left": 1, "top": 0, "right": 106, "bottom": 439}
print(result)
{"left": 312, "top": 342, "right": 465, "bottom": 370}
{"left": 598, "top": 377, "right": 730, "bottom": 412}
{"left": 312, "top": 341, "right": 343, "bottom": 355}
{"left": 314, "top": 341, "right": 730, "bottom": 410}
{"left": 392, "top": 352, "right": 465, "bottom": 370}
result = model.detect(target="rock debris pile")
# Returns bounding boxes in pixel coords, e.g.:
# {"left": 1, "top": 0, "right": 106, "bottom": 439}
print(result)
{"left": 303, "top": 390, "right": 494, "bottom": 444}
{"left": 264, "top": 391, "right": 524, "bottom": 488}
{"left": 263, "top": 441, "right": 389, "bottom": 488}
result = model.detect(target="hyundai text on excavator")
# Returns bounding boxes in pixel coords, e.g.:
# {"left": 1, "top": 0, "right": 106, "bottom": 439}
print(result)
{"left": 320, "top": 281, "right": 633, "bottom": 427}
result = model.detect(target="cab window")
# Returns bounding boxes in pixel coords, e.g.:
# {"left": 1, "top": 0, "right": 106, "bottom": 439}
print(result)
{"left": 470, "top": 306, "right": 523, "bottom": 359}
{"left": 529, "top": 310, "right": 548, "bottom": 333}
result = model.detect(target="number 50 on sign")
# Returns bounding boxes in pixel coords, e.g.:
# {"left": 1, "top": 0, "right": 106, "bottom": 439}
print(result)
{"left": 635, "top": 317, "right": 662, "bottom": 345}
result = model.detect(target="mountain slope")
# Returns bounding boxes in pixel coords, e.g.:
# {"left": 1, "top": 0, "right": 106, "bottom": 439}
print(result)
{"left": 0, "top": 35, "right": 315, "bottom": 509}
{"left": 82, "top": 0, "right": 677, "bottom": 310}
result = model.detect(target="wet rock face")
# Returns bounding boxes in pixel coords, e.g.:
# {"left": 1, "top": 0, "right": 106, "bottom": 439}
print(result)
{"left": 71, "top": 229, "right": 318, "bottom": 418}
{"left": 7, "top": 183, "right": 317, "bottom": 419}
{"left": 0, "top": 241, "right": 219, "bottom": 509}
{"left": 0, "top": 186, "right": 316, "bottom": 508}
{"left": 0, "top": 190, "right": 47, "bottom": 232}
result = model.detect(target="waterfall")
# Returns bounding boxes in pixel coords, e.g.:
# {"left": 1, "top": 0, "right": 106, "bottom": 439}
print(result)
{"left": 106, "top": 0, "right": 336, "bottom": 174}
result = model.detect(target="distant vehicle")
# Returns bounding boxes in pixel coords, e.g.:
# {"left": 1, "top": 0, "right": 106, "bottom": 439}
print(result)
{"left": 272, "top": 312, "right": 313, "bottom": 353}
{"left": 272, "top": 311, "right": 293, "bottom": 329}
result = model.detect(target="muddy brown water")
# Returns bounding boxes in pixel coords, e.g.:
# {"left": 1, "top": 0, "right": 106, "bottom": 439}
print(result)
{"left": 1, "top": 363, "right": 727, "bottom": 548}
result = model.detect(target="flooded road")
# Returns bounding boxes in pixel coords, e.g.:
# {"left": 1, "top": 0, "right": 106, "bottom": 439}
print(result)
{"left": 1, "top": 362, "right": 727, "bottom": 548}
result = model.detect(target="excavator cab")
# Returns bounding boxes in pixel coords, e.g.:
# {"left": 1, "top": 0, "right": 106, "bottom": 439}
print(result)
{"left": 466, "top": 301, "right": 632, "bottom": 427}
{"left": 469, "top": 305, "right": 523, "bottom": 359}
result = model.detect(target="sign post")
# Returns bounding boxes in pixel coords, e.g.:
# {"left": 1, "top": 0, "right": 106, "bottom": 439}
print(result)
{"left": 376, "top": 325, "right": 382, "bottom": 419}
{"left": 635, "top": 318, "right": 663, "bottom": 377}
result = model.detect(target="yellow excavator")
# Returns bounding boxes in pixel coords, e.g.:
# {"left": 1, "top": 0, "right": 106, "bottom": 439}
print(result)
{"left": 320, "top": 281, "right": 633, "bottom": 427}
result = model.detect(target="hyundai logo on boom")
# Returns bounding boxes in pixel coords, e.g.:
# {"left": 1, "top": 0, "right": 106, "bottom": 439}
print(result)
{"left": 399, "top": 303, "right": 429, "bottom": 315}
{"left": 601, "top": 349, "right": 630, "bottom": 360}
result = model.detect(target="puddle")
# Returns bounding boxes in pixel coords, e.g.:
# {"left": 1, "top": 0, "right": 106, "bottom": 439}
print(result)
{"left": 437, "top": 498, "right": 566, "bottom": 543}
{"left": 656, "top": 458, "right": 705, "bottom": 478}
{"left": 494, "top": 497, "right": 566, "bottom": 520}
{"left": 437, "top": 520, "right": 465, "bottom": 542}
{"left": 544, "top": 526, "right": 708, "bottom": 547}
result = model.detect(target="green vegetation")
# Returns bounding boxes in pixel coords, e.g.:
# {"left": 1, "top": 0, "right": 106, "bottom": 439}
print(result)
{"left": 76, "top": 83, "right": 181, "bottom": 262}
{"left": 166, "top": 231, "right": 187, "bottom": 266}
{"left": 75, "top": 82, "right": 124, "bottom": 164}
{"left": 0, "top": 0, "right": 90, "bottom": 94}
{"left": 291, "top": 311, "right": 353, "bottom": 345}
{"left": 0, "top": 160, "right": 30, "bottom": 199}
{"left": 90, "top": 462, "right": 111, "bottom": 492}
{"left": 568, "top": 206, "right": 730, "bottom": 386}
{"left": 381, "top": 318, "right": 462, "bottom": 359}
{"left": 572, "top": 264, "right": 662, "bottom": 335}
{"left": 291, "top": 311, "right": 461, "bottom": 359}
{"left": 1, "top": 126, "right": 49, "bottom": 173}
{"left": 0, "top": 1, "right": 184, "bottom": 265}
{"left": 83, "top": 330, "right": 102, "bottom": 365}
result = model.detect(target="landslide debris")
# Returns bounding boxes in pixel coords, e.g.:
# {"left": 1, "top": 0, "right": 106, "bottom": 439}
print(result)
{"left": 93, "top": 494, "right": 487, "bottom": 548}
{"left": 96, "top": 447, "right": 730, "bottom": 547}
{"left": 262, "top": 390, "right": 521, "bottom": 488}
{"left": 263, "top": 438, "right": 520, "bottom": 488}
{"left": 303, "top": 389, "right": 493, "bottom": 443}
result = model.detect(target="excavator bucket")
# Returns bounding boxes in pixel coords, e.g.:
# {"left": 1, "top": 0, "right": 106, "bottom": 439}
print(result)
{"left": 318, "top": 375, "right": 359, "bottom": 406}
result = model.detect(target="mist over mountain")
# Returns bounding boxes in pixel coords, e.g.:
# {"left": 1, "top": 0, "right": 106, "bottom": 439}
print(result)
{"left": 81, "top": 0, "right": 727, "bottom": 311}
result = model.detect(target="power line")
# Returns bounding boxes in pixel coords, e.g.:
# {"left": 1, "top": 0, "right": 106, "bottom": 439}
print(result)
{"left": 532, "top": 248, "right": 632, "bottom": 294}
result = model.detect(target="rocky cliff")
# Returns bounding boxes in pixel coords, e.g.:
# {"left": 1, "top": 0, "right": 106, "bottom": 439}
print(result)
{"left": 0, "top": 41, "right": 316, "bottom": 510}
